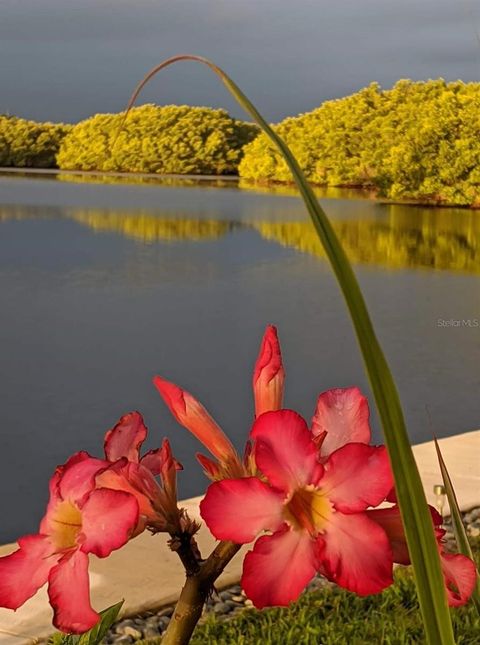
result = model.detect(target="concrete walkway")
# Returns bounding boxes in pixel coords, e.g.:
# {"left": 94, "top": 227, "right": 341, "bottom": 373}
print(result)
{"left": 1, "top": 429, "right": 479, "bottom": 644}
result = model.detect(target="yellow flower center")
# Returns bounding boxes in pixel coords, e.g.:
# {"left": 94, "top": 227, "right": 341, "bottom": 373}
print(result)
{"left": 283, "top": 486, "right": 332, "bottom": 534}
{"left": 49, "top": 500, "right": 82, "bottom": 550}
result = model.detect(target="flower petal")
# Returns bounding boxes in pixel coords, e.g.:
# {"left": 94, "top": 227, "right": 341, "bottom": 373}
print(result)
{"left": 320, "top": 444, "right": 393, "bottom": 513}
{"left": 253, "top": 325, "right": 285, "bottom": 417}
{"left": 366, "top": 506, "right": 410, "bottom": 564}
{"left": 95, "top": 460, "right": 158, "bottom": 525}
{"left": 104, "top": 411, "right": 148, "bottom": 462}
{"left": 251, "top": 410, "right": 322, "bottom": 492}
{"left": 48, "top": 550, "right": 99, "bottom": 634}
{"left": 58, "top": 455, "right": 110, "bottom": 503}
{"left": 320, "top": 511, "right": 393, "bottom": 594}
{"left": 80, "top": 488, "right": 139, "bottom": 557}
{"left": 39, "top": 467, "right": 66, "bottom": 534}
{"left": 153, "top": 376, "right": 237, "bottom": 462}
{"left": 367, "top": 504, "right": 446, "bottom": 566}
{"left": 200, "top": 478, "right": 285, "bottom": 543}
{"left": 196, "top": 452, "right": 222, "bottom": 480}
{"left": 140, "top": 440, "right": 183, "bottom": 477}
{"left": 312, "top": 387, "right": 371, "bottom": 457}
{"left": 141, "top": 439, "right": 182, "bottom": 505}
{"left": 241, "top": 526, "right": 317, "bottom": 607}
{"left": 0, "top": 535, "right": 57, "bottom": 609}
{"left": 441, "top": 551, "right": 477, "bottom": 607}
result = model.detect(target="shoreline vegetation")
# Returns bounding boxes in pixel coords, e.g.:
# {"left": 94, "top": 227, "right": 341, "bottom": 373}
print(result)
{"left": 2, "top": 166, "right": 479, "bottom": 211}
{"left": 1, "top": 79, "right": 480, "bottom": 207}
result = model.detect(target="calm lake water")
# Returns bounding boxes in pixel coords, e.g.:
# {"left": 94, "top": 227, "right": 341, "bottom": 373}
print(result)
{"left": 0, "top": 174, "right": 479, "bottom": 542}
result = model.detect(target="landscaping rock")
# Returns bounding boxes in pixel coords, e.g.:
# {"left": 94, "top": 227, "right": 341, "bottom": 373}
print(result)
{"left": 122, "top": 626, "right": 143, "bottom": 639}
{"left": 115, "top": 619, "right": 136, "bottom": 634}
{"left": 143, "top": 626, "right": 161, "bottom": 639}
{"left": 213, "top": 601, "right": 231, "bottom": 614}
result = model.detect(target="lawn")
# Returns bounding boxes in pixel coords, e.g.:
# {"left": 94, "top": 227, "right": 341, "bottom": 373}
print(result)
{"left": 138, "top": 538, "right": 480, "bottom": 645}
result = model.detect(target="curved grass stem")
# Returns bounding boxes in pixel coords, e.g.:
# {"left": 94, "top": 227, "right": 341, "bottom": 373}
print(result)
{"left": 122, "top": 56, "right": 455, "bottom": 644}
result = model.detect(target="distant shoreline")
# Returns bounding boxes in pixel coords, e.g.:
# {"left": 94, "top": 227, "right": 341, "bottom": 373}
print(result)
{"left": 0, "top": 166, "right": 239, "bottom": 183}
{"left": 1, "top": 167, "right": 479, "bottom": 209}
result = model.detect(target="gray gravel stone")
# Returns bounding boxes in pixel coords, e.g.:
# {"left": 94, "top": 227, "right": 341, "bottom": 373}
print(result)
{"left": 143, "top": 626, "right": 162, "bottom": 638}
{"left": 159, "top": 615, "right": 171, "bottom": 627}
{"left": 145, "top": 616, "right": 160, "bottom": 628}
{"left": 213, "top": 601, "right": 231, "bottom": 614}
{"left": 122, "top": 626, "right": 143, "bottom": 640}
{"left": 115, "top": 619, "right": 136, "bottom": 634}
{"left": 225, "top": 599, "right": 243, "bottom": 609}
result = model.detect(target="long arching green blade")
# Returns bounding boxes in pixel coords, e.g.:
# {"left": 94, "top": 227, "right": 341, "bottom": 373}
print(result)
{"left": 122, "top": 55, "right": 455, "bottom": 644}
{"left": 434, "top": 437, "right": 480, "bottom": 614}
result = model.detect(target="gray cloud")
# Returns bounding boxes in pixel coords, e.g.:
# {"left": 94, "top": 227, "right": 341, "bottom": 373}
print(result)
{"left": 0, "top": 0, "right": 479, "bottom": 123}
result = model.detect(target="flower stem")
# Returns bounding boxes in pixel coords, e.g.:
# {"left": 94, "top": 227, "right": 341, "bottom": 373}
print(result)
{"left": 162, "top": 541, "right": 240, "bottom": 644}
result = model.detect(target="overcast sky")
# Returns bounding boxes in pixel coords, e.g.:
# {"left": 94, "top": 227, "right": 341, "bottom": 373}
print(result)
{"left": 1, "top": 0, "right": 479, "bottom": 124}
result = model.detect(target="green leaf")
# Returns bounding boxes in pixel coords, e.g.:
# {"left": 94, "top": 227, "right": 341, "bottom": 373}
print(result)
{"left": 434, "top": 437, "right": 480, "bottom": 614}
{"left": 121, "top": 55, "right": 456, "bottom": 644}
{"left": 48, "top": 600, "right": 124, "bottom": 645}
{"left": 48, "top": 635, "right": 67, "bottom": 645}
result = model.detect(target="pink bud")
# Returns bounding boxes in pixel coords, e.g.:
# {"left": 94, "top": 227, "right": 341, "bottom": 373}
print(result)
{"left": 154, "top": 376, "right": 237, "bottom": 463}
{"left": 252, "top": 325, "right": 285, "bottom": 417}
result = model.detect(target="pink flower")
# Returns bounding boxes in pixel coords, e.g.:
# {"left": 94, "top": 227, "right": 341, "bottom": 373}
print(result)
{"left": 200, "top": 409, "right": 394, "bottom": 608}
{"left": 253, "top": 325, "right": 285, "bottom": 417}
{"left": 0, "top": 453, "right": 139, "bottom": 633}
{"left": 97, "top": 411, "right": 183, "bottom": 534}
{"left": 367, "top": 504, "right": 477, "bottom": 606}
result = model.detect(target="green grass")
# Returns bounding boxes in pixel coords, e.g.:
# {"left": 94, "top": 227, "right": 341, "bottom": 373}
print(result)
{"left": 138, "top": 538, "right": 480, "bottom": 645}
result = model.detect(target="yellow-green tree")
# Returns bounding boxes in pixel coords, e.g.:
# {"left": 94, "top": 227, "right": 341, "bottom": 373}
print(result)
{"left": 0, "top": 116, "right": 70, "bottom": 168}
{"left": 239, "top": 80, "right": 480, "bottom": 206}
{"left": 57, "top": 104, "right": 258, "bottom": 175}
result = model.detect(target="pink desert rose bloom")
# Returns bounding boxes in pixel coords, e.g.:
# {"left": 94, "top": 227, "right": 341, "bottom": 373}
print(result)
{"left": 96, "top": 411, "right": 183, "bottom": 534}
{"left": 368, "top": 504, "right": 477, "bottom": 606}
{"left": 200, "top": 409, "right": 394, "bottom": 608}
{"left": 154, "top": 325, "right": 285, "bottom": 481}
{"left": 0, "top": 452, "right": 139, "bottom": 633}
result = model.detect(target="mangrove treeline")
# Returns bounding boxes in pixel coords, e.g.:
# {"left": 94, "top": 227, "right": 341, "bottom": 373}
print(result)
{"left": 2, "top": 79, "right": 480, "bottom": 205}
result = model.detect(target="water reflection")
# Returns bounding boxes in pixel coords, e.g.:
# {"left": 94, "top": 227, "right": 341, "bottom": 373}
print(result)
{"left": 3, "top": 204, "right": 478, "bottom": 273}
{"left": 1, "top": 186, "right": 479, "bottom": 541}
{"left": 71, "top": 212, "right": 233, "bottom": 242}
{"left": 253, "top": 206, "right": 480, "bottom": 273}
